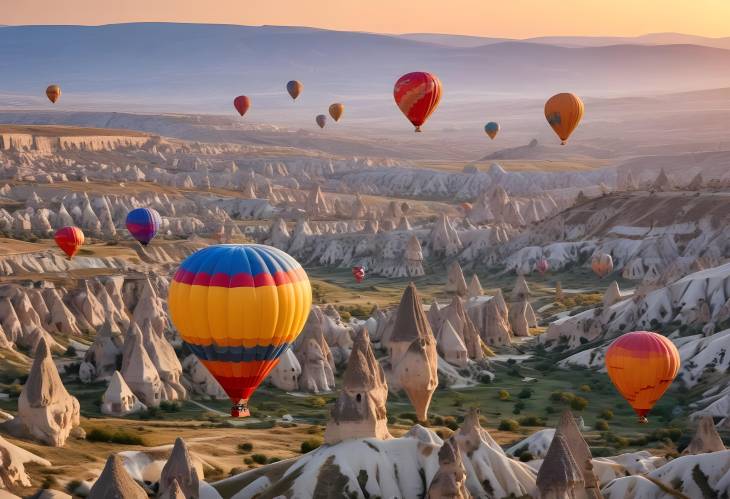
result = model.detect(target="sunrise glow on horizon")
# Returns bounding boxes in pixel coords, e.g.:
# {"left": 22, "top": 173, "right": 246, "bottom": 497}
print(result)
{"left": 2, "top": 0, "right": 730, "bottom": 38}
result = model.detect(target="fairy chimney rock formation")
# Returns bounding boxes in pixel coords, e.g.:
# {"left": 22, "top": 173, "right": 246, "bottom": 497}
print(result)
{"left": 556, "top": 410, "right": 601, "bottom": 497}
{"left": 81, "top": 318, "right": 123, "bottom": 383}
{"left": 467, "top": 274, "right": 483, "bottom": 300}
{"left": 324, "top": 330, "right": 391, "bottom": 444}
{"left": 427, "top": 438, "right": 470, "bottom": 499}
{"left": 4, "top": 338, "right": 81, "bottom": 446}
{"left": 652, "top": 168, "right": 673, "bottom": 191}
{"left": 684, "top": 416, "right": 726, "bottom": 454}
{"left": 121, "top": 323, "right": 162, "bottom": 407}
{"left": 101, "top": 371, "right": 147, "bottom": 417}
{"left": 139, "top": 318, "right": 187, "bottom": 401}
{"left": 686, "top": 172, "right": 704, "bottom": 190}
{"left": 511, "top": 275, "right": 530, "bottom": 302}
{"left": 295, "top": 309, "right": 336, "bottom": 393}
{"left": 160, "top": 437, "right": 200, "bottom": 499}
{"left": 87, "top": 455, "right": 148, "bottom": 499}
{"left": 536, "top": 433, "right": 584, "bottom": 499}
{"left": 429, "top": 214, "right": 463, "bottom": 258}
{"left": 351, "top": 195, "right": 367, "bottom": 219}
{"left": 306, "top": 185, "right": 330, "bottom": 217}
{"left": 441, "top": 296, "right": 484, "bottom": 361}
{"left": 389, "top": 283, "right": 438, "bottom": 421}
{"left": 269, "top": 348, "right": 301, "bottom": 392}
{"left": 603, "top": 281, "right": 623, "bottom": 308}
{"left": 437, "top": 320, "right": 468, "bottom": 368}
{"left": 161, "top": 479, "right": 186, "bottom": 499}
{"left": 446, "top": 261, "right": 468, "bottom": 297}
{"left": 405, "top": 234, "right": 425, "bottom": 277}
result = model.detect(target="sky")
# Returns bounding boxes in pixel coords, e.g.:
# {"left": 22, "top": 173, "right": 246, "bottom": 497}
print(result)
{"left": 2, "top": 0, "right": 730, "bottom": 38}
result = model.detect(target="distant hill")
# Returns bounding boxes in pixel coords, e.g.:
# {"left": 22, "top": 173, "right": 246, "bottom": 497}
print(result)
{"left": 479, "top": 139, "right": 613, "bottom": 161}
{"left": 2, "top": 23, "right": 730, "bottom": 120}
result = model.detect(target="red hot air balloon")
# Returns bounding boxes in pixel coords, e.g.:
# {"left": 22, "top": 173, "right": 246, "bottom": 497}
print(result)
{"left": 393, "top": 72, "right": 442, "bottom": 132}
{"left": 352, "top": 266, "right": 365, "bottom": 283}
{"left": 233, "top": 96, "right": 251, "bottom": 117}
{"left": 54, "top": 226, "right": 84, "bottom": 259}
{"left": 536, "top": 258, "right": 549, "bottom": 275}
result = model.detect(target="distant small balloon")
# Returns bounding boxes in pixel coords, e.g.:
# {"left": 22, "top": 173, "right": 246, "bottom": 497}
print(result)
{"left": 316, "top": 114, "right": 327, "bottom": 129}
{"left": 484, "top": 121, "right": 500, "bottom": 139}
{"left": 591, "top": 253, "right": 614, "bottom": 278}
{"left": 233, "top": 96, "right": 251, "bottom": 117}
{"left": 536, "top": 258, "right": 549, "bottom": 275}
{"left": 287, "top": 80, "right": 303, "bottom": 100}
{"left": 46, "top": 85, "right": 61, "bottom": 104}
{"left": 329, "top": 103, "right": 344, "bottom": 122}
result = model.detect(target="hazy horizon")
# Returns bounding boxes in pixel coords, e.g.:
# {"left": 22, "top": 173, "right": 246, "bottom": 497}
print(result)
{"left": 2, "top": 0, "right": 730, "bottom": 38}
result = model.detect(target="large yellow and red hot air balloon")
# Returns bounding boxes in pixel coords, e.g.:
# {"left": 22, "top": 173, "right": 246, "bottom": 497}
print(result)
{"left": 591, "top": 252, "right": 614, "bottom": 278}
{"left": 233, "top": 96, "right": 251, "bottom": 117}
{"left": 329, "top": 103, "right": 344, "bottom": 122}
{"left": 605, "top": 331, "right": 680, "bottom": 423}
{"left": 54, "top": 226, "right": 84, "bottom": 259}
{"left": 544, "top": 93, "right": 584, "bottom": 145}
{"left": 168, "top": 244, "right": 312, "bottom": 417}
{"left": 46, "top": 85, "right": 61, "bottom": 104}
{"left": 394, "top": 72, "right": 442, "bottom": 132}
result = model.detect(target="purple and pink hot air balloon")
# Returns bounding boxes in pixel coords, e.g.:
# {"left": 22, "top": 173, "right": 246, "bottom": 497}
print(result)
{"left": 126, "top": 208, "right": 161, "bottom": 246}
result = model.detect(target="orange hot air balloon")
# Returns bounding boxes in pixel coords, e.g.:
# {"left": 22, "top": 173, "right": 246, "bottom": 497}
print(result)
{"left": 287, "top": 80, "right": 303, "bottom": 100}
{"left": 46, "top": 85, "right": 61, "bottom": 104}
{"left": 329, "top": 103, "right": 344, "bottom": 122}
{"left": 536, "top": 258, "right": 549, "bottom": 275}
{"left": 316, "top": 114, "right": 327, "bottom": 129}
{"left": 591, "top": 252, "right": 614, "bottom": 278}
{"left": 544, "top": 93, "right": 584, "bottom": 145}
{"left": 233, "top": 96, "right": 251, "bottom": 117}
{"left": 460, "top": 202, "right": 472, "bottom": 214}
{"left": 393, "top": 71, "right": 442, "bottom": 132}
{"left": 605, "top": 331, "right": 680, "bottom": 423}
{"left": 54, "top": 226, "right": 84, "bottom": 259}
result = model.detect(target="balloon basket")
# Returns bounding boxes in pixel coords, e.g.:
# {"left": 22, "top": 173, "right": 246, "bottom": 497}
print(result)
{"left": 231, "top": 403, "right": 250, "bottom": 418}
{"left": 638, "top": 416, "right": 648, "bottom": 424}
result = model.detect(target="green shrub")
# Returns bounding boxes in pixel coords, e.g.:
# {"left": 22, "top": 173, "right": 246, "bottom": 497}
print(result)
{"left": 498, "top": 390, "right": 510, "bottom": 401}
{"left": 498, "top": 419, "right": 520, "bottom": 431}
{"left": 517, "top": 388, "right": 533, "bottom": 399}
{"left": 399, "top": 412, "right": 419, "bottom": 423}
{"left": 307, "top": 397, "right": 327, "bottom": 408}
{"left": 160, "top": 400, "right": 181, "bottom": 412}
{"left": 594, "top": 420, "right": 609, "bottom": 431}
{"left": 550, "top": 391, "right": 575, "bottom": 404}
{"left": 579, "top": 384, "right": 592, "bottom": 392}
{"left": 268, "top": 456, "right": 282, "bottom": 463}
{"left": 570, "top": 396, "right": 588, "bottom": 411}
{"left": 251, "top": 454, "right": 268, "bottom": 464}
{"left": 443, "top": 416, "right": 459, "bottom": 431}
{"left": 300, "top": 438, "right": 323, "bottom": 453}
{"left": 599, "top": 409, "right": 614, "bottom": 420}
{"left": 518, "top": 416, "right": 545, "bottom": 426}
{"left": 238, "top": 442, "right": 253, "bottom": 453}
{"left": 86, "top": 428, "right": 145, "bottom": 445}
{"left": 64, "top": 345, "right": 77, "bottom": 358}
{"left": 431, "top": 415, "right": 444, "bottom": 426}
{"left": 243, "top": 457, "right": 253, "bottom": 465}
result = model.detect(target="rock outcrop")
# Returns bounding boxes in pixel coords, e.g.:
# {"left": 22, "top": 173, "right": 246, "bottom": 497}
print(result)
{"left": 87, "top": 455, "right": 148, "bottom": 499}
{"left": 389, "top": 283, "right": 439, "bottom": 422}
{"left": 159, "top": 438, "right": 200, "bottom": 499}
{"left": 101, "top": 371, "right": 147, "bottom": 417}
{"left": 684, "top": 416, "right": 726, "bottom": 454}
{"left": 2, "top": 339, "right": 81, "bottom": 446}
{"left": 536, "top": 433, "right": 584, "bottom": 499}
{"left": 324, "top": 330, "right": 391, "bottom": 444}
{"left": 427, "top": 438, "right": 470, "bottom": 499}
{"left": 121, "top": 323, "right": 162, "bottom": 407}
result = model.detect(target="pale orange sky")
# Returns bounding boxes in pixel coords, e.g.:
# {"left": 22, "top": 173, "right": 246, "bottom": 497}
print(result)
{"left": 2, "top": 0, "right": 730, "bottom": 38}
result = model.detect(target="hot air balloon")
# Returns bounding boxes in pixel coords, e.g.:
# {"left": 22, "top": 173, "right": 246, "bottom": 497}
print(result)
{"left": 125, "top": 208, "right": 161, "bottom": 246}
{"left": 393, "top": 72, "right": 442, "bottom": 132}
{"left": 352, "top": 266, "right": 365, "bottom": 284}
{"left": 544, "top": 93, "right": 584, "bottom": 145}
{"left": 54, "top": 226, "right": 84, "bottom": 259}
{"left": 536, "top": 258, "right": 549, "bottom": 275}
{"left": 329, "top": 103, "right": 344, "bottom": 122}
{"left": 460, "top": 202, "right": 472, "bottom": 214}
{"left": 287, "top": 80, "right": 303, "bottom": 100}
{"left": 605, "top": 331, "right": 680, "bottom": 423}
{"left": 591, "top": 253, "right": 614, "bottom": 278}
{"left": 484, "top": 122, "right": 500, "bottom": 140}
{"left": 316, "top": 114, "right": 327, "bottom": 129}
{"left": 46, "top": 85, "right": 61, "bottom": 104}
{"left": 233, "top": 96, "right": 251, "bottom": 117}
{"left": 168, "top": 244, "right": 312, "bottom": 417}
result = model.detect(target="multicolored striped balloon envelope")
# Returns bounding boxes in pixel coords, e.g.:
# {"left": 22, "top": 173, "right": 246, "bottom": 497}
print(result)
{"left": 168, "top": 244, "right": 312, "bottom": 417}
{"left": 605, "top": 331, "right": 680, "bottom": 423}
{"left": 393, "top": 71, "right": 442, "bottom": 132}
{"left": 125, "top": 207, "right": 161, "bottom": 246}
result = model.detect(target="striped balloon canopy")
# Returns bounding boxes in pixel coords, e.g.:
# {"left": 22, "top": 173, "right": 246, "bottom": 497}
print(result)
{"left": 393, "top": 71, "right": 442, "bottom": 132}
{"left": 168, "top": 244, "right": 312, "bottom": 417}
{"left": 125, "top": 207, "right": 161, "bottom": 246}
{"left": 605, "top": 331, "right": 680, "bottom": 423}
